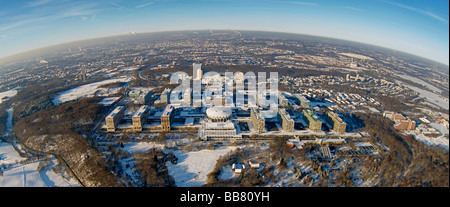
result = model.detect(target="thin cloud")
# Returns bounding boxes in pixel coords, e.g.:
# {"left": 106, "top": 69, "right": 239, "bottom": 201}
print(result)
{"left": 136, "top": 2, "right": 155, "bottom": 9}
{"left": 110, "top": 2, "right": 126, "bottom": 9}
{"left": 286, "top": 1, "right": 319, "bottom": 6}
{"left": 26, "top": 0, "right": 54, "bottom": 7}
{"left": 383, "top": 1, "right": 448, "bottom": 23}
{"left": 0, "top": 2, "right": 100, "bottom": 32}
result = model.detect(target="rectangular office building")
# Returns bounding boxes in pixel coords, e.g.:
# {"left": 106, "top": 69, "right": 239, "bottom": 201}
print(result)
{"left": 326, "top": 111, "right": 346, "bottom": 134}
{"left": 278, "top": 108, "right": 294, "bottom": 132}
{"left": 106, "top": 106, "right": 125, "bottom": 132}
{"left": 132, "top": 105, "right": 149, "bottom": 132}
{"left": 303, "top": 109, "right": 322, "bottom": 132}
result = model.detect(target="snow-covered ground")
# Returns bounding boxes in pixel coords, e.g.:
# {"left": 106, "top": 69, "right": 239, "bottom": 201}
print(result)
{"left": 395, "top": 76, "right": 449, "bottom": 110}
{"left": 0, "top": 88, "right": 18, "bottom": 104}
{"left": 414, "top": 134, "right": 449, "bottom": 150}
{"left": 0, "top": 157, "right": 79, "bottom": 187}
{"left": 0, "top": 142, "right": 79, "bottom": 187}
{"left": 396, "top": 74, "right": 442, "bottom": 93}
{"left": 166, "top": 146, "right": 237, "bottom": 187}
{"left": 122, "top": 142, "right": 165, "bottom": 153}
{"left": 52, "top": 77, "right": 130, "bottom": 105}
{"left": 4, "top": 107, "right": 13, "bottom": 136}
{"left": 406, "top": 84, "right": 449, "bottom": 110}
{"left": 0, "top": 142, "right": 27, "bottom": 165}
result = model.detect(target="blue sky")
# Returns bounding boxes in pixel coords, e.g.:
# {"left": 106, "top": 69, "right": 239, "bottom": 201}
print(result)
{"left": 0, "top": 0, "right": 448, "bottom": 65}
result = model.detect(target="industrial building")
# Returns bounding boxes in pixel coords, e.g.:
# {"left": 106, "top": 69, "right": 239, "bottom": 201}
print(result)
{"left": 326, "top": 111, "right": 346, "bottom": 134}
{"left": 303, "top": 109, "right": 322, "bottom": 132}
{"left": 105, "top": 106, "right": 125, "bottom": 132}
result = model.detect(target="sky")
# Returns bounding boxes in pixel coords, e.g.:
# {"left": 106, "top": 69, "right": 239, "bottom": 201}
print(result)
{"left": 0, "top": 0, "right": 448, "bottom": 65}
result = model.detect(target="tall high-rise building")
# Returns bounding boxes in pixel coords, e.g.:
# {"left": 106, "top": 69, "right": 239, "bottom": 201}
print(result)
{"left": 295, "top": 94, "right": 310, "bottom": 108}
{"left": 250, "top": 107, "right": 266, "bottom": 133}
{"left": 132, "top": 105, "right": 149, "bottom": 132}
{"left": 278, "top": 92, "right": 289, "bottom": 107}
{"left": 161, "top": 105, "right": 174, "bottom": 132}
{"left": 105, "top": 106, "right": 125, "bottom": 132}
{"left": 193, "top": 63, "right": 203, "bottom": 80}
{"left": 278, "top": 108, "right": 294, "bottom": 132}
{"left": 303, "top": 109, "right": 322, "bottom": 132}
{"left": 326, "top": 111, "right": 346, "bottom": 134}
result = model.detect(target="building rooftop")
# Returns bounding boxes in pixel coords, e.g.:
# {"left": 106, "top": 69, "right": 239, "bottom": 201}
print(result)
{"left": 133, "top": 105, "right": 148, "bottom": 118}
{"left": 107, "top": 106, "right": 124, "bottom": 118}
{"left": 206, "top": 106, "right": 232, "bottom": 120}
{"left": 162, "top": 105, "right": 174, "bottom": 117}
{"left": 304, "top": 109, "right": 319, "bottom": 121}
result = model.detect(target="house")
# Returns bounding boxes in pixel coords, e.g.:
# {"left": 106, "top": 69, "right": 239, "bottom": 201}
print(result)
{"left": 232, "top": 163, "right": 246, "bottom": 174}
{"left": 248, "top": 160, "right": 260, "bottom": 169}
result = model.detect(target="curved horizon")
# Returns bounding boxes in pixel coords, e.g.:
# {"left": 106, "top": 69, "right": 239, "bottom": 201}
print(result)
{"left": 1, "top": 28, "right": 448, "bottom": 68}
{"left": 0, "top": 0, "right": 448, "bottom": 65}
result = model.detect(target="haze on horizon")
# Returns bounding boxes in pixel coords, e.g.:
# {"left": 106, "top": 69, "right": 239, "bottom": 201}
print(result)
{"left": 0, "top": 0, "right": 448, "bottom": 65}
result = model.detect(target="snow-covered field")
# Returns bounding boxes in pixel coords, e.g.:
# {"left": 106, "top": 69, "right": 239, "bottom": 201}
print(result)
{"left": 166, "top": 146, "right": 237, "bottom": 187}
{"left": 0, "top": 142, "right": 79, "bottom": 187}
{"left": 0, "top": 142, "right": 27, "bottom": 165}
{"left": 0, "top": 88, "right": 18, "bottom": 104}
{"left": 4, "top": 107, "right": 13, "bottom": 136}
{"left": 52, "top": 77, "right": 130, "bottom": 105}
{"left": 122, "top": 142, "right": 165, "bottom": 153}
{"left": 414, "top": 134, "right": 449, "bottom": 150}
{"left": 406, "top": 84, "right": 449, "bottom": 110}
{"left": 395, "top": 75, "right": 449, "bottom": 110}
{"left": 0, "top": 157, "right": 79, "bottom": 187}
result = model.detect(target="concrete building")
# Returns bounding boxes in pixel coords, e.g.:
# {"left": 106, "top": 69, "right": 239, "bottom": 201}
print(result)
{"left": 295, "top": 94, "right": 310, "bottom": 108}
{"left": 132, "top": 105, "right": 149, "bottom": 132}
{"left": 136, "top": 90, "right": 153, "bottom": 105}
{"left": 250, "top": 107, "right": 266, "bottom": 133}
{"left": 303, "top": 109, "right": 322, "bottom": 132}
{"left": 278, "top": 92, "right": 289, "bottom": 107}
{"left": 198, "top": 106, "right": 241, "bottom": 140}
{"left": 277, "top": 108, "right": 294, "bottom": 132}
{"left": 326, "top": 111, "right": 346, "bottom": 134}
{"left": 206, "top": 106, "right": 232, "bottom": 122}
{"left": 394, "top": 119, "right": 416, "bottom": 130}
{"left": 193, "top": 63, "right": 203, "bottom": 80}
{"left": 161, "top": 105, "right": 174, "bottom": 132}
{"left": 160, "top": 88, "right": 171, "bottom": 104}
{"left": 105, "top": 106, "right": 125, "bottom": 132}
{"left": 383, "top": 112, "right": 416, "bottom": 130}
{"left": 198, "top": 121, "right": 240, "bottom": 140}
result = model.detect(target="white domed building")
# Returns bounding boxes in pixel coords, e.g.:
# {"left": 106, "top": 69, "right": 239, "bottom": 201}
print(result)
{"left": 199, "top": 106, "right": 241, "bottom": 141}
{"left": 206, "top": 106, "right": 232, "bottom": 122}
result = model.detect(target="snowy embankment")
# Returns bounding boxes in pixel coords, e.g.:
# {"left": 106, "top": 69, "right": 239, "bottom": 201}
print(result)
{"left": 52, "top": 77, "right": 130, "bottom": 105}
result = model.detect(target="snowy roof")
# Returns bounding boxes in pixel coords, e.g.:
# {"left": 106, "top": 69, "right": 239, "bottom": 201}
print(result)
{"left": 132, "top": 105, "right": 148, "bottom": 118}
{"left": 206, "top": 106, "right": 232, "bottom": 119}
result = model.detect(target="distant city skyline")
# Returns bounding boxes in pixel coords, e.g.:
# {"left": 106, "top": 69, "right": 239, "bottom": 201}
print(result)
{"left": 0, "top": 0, "right": 448, "bottom": 65}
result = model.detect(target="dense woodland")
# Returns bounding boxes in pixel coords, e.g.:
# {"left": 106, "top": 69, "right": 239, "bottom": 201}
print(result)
{"left": 354, "top": 113, "right": 449, "bottom": 187}
{"left": 13, "top": 97, "right": 123, "bottom": 186}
